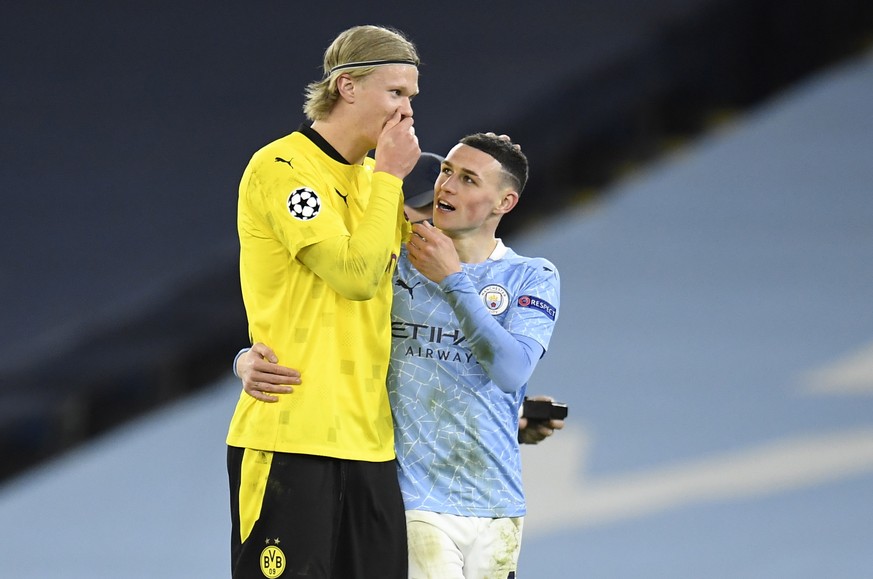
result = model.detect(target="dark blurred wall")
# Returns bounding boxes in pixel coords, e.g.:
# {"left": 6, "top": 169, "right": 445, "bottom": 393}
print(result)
{"left": 1, "top": 0, "right": 871, "bottom": 481}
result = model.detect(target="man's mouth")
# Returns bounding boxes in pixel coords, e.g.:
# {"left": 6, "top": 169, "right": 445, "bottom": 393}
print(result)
{"left": 436, "top": 199, "right": 455, "bottom": 212}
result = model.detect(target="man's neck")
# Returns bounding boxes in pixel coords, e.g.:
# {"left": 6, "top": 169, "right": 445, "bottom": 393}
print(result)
{"left": 311, "top": 119, "right": 371, "bottom": 165}
{"left": 451, "top": 230, "right": 499, "bottom": 264}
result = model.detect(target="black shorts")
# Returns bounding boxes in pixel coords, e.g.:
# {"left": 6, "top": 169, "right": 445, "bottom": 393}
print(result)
{"left": 227, "top": 447, "right": 407, "bottom": 579}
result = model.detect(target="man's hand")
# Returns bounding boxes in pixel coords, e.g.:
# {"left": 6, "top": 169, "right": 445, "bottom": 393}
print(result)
{"left": 405, "top": 220, "right": 461, "bottom": 283}
{"left": 237, "top": 343, "right": 301, "bottom": 402}
{"left": 484, "top": 132, "right": 521, "bottom": 152}
{"left": 518, "top": 395, "right": 565, "bottom": 445}
{"left": 374, "top": 110, "right": 420, "bottom": 180}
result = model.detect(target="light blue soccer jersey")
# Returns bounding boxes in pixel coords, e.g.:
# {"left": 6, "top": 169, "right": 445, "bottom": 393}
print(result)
{"left": 389, "top": 240, "right": 560, "bottom": 517}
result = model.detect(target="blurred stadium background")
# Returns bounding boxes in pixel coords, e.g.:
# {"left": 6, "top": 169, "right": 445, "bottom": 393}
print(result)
{"left": 2, "top": 1, "right": 873, "bottom": 577}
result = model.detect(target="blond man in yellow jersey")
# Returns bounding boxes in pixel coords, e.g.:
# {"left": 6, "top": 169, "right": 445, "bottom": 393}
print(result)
{"left": 226, "top": 25, "right": 420, "bottom": 579}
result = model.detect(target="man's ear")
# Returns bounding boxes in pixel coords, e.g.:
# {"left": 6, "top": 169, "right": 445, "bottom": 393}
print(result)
{"left": 336, "top": 74, "right": 356, "bottom": 103}
{"left": 495, "top": 190, "right": 520, "bottom": 215}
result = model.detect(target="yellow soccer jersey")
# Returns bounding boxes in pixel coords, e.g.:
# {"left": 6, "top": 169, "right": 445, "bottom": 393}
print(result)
{"left": 227, "top": 125, "right": 407, "bottom": 462}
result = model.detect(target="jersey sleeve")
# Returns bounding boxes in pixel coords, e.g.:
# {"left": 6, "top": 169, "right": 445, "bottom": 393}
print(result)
{"left": 505, "top": 258, "right": 561, "bottom": 352}
{"left": 243, "top": 157, "right": 404, "bottom": 300}
{"left": 439, "top": 272, "right": 544, "bottom": 393}
{"left": 296, "top": 172, "right": 405, "bottom": 300}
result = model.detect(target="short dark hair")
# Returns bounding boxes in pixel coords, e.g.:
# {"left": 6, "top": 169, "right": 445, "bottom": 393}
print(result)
{"left": 459, "top": 133, "right": 529, "bottom": 194}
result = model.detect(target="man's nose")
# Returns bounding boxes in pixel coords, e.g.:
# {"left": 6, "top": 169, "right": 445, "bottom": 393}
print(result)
{"left": 399, "top": 97, "right": 414, "bottom": 118}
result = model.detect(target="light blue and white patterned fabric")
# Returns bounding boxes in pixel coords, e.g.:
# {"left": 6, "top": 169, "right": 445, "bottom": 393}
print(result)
{"left": 389, "top": 240, "right": 560, "bottom": 517}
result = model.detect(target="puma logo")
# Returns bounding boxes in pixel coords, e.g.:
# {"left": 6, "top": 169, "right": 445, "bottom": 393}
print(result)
{"left": 334, "top": 188, "right": 349, "bottom": 206}
{"left": 395, "top": 279, "right": 421, "bottom": 299}
{"left": 386, "top": 252, "right": 398, "bottom": 273}
{"left": 274, "top": 157, "right": 294, "bottom": 168}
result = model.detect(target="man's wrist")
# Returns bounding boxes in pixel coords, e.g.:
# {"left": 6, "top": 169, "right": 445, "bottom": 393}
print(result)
{"left": 232, "top": 347, "right": 251, "bottom": 378}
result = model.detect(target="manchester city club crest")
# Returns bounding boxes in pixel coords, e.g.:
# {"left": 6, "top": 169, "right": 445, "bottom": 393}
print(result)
{"left": 479, "top": 284, "right": 509, "bottom": 315}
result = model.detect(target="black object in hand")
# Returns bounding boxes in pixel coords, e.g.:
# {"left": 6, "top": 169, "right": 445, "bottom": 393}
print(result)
{"left": 522, "top": 398, "right": 568, "bottom": 421}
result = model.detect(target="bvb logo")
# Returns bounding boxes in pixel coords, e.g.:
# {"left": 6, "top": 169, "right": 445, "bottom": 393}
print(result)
{"left": 260, "top": 542, "right": 285, "bottom": 577}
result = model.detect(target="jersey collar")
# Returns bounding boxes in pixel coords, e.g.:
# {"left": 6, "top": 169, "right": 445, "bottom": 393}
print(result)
{"left": 298, "top": 123, "right": 351, "bottom": 165}
{"left": 488, "top": 239, "right": 508, "bottom": 261}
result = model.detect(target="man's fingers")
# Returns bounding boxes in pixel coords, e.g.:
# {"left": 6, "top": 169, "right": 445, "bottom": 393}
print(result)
{"left": 389, "top": 115, "right": 415, "bottom": 138}
{"left": 538, "top": 424, "right": 555, "bottom": 437}
{"left": 246, "top": 387, "right": 280, "bottom": 403}
{"left": 251, "top": 369, "right": 298, "bottom": 386}
{"left": 243, "top": 381, "right": 292, "bottom": 403}
{"left": 254, "top": 365, "right": 301, "bottom": 381}
{"left": 250, "top": 342, "right": 278, "bottom": 363}
{"left": 239, "top": 343, "right": 299, "bottom": 404}
{"left": 249, "top": 380, "right": 294, "bottom": 394}
{"left": 381, "top": 110, "right": 404, "bottom": 133}
{"left": 251, "top": 358, "right": 301, "bottom": 380}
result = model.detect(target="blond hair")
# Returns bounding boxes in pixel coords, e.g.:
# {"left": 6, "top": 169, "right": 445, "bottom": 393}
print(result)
{"left": 303, "top": 25, "right": 420, "bottom": 121}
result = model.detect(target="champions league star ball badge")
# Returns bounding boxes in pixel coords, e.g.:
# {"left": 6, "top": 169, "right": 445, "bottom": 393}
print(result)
{"left": 287, "top": 187, "right": 321, "bottom": 220}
